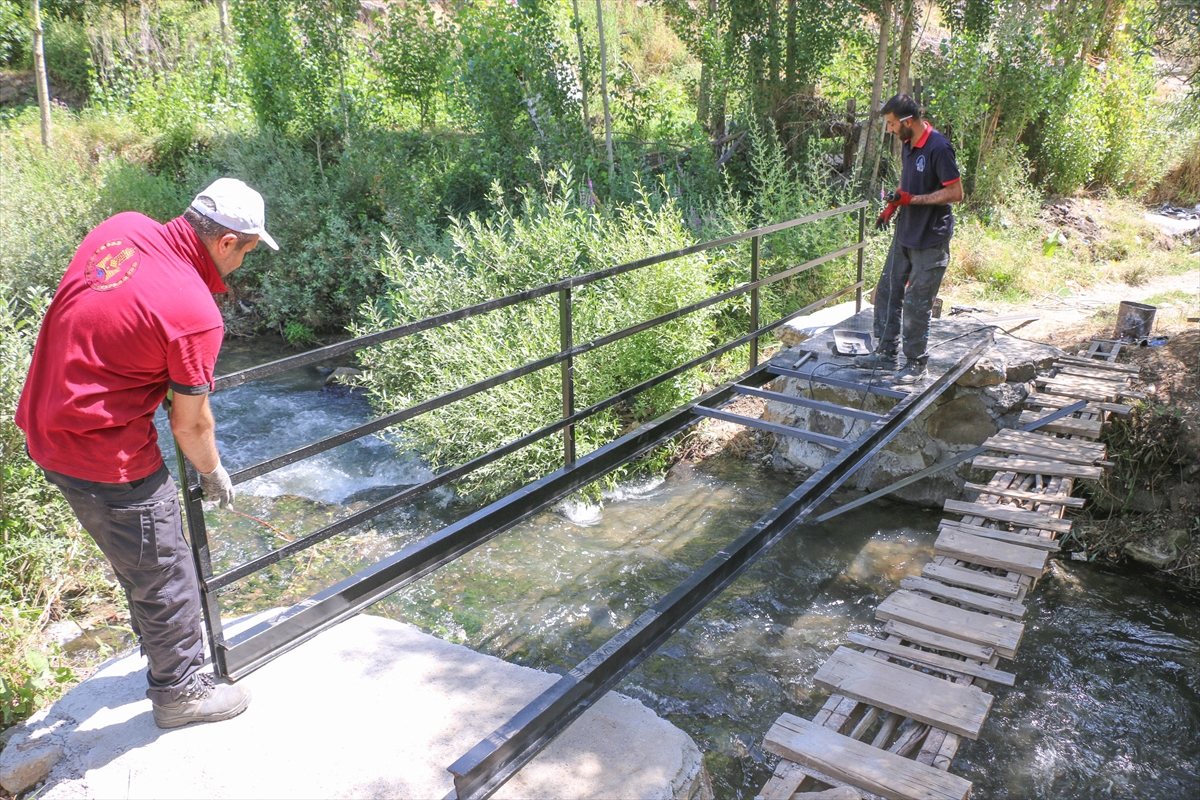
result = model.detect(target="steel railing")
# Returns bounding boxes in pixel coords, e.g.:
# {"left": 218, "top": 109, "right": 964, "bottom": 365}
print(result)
{"left": 175, "top": 200, "right": 869, "bottom": 679}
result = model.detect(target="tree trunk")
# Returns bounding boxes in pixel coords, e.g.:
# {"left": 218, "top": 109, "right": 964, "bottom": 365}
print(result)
{"left": 858, "top": 0, "right": 892, "bottom": 192}
{"left": 785, "top": 0, "right": 797, "bottom": 98}
{"left": 595, "top": 0, "right": 614, "bottom": 181}
{"left": 218, "top": 0, "right": 230, "bottom": 39}
{"left": 897, "top": 0, "right": 914, "bottom": 95}
{"left": 570, "top": 0, "right": 591, "bottom": 135}
{"left": 32, "top": 0, "right": 52, "bottom": 149}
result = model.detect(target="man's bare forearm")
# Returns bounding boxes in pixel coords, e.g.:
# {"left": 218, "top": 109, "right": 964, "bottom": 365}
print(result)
{"left": 911, "top": 182, "right": 964, "bottom": 206}
{"left": 170, "top": 394, "right": 221, "bottom": 473}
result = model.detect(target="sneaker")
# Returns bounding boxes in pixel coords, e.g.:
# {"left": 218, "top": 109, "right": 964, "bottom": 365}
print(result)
{"left": 853, "top": 351, "right": 898, "bottom": 369}
{"left": 895, "top": 362, "right": 929, "bottom": 385}
{"left": 152, "top": 673, "right": 251, "bottom": 729}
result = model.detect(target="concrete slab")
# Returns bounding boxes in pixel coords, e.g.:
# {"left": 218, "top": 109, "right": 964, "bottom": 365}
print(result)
{"left": 775, "top": 300, "right": 861, "bottom": 348}
{"left": 2, "top": 614, "right": 709, "bottom": 800}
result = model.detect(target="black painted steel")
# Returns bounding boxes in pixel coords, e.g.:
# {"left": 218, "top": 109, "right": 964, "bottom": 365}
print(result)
{"left": 226, "top": 246, "right": 866, "bottom": 487}
{"left": 749, "top": 235, "right": 760, "bottom": 369}
{"left": 444, "top": 334, "right": 994, "bottom": 800}
{"left": 218, "top": 367, "right": 778, "bottom": 679}
{"left": 770, "top": 365, "right": 909, "bottom": 399}
{"left": 213, "top": 202, "right": 868, "bottom": 392}
{"left": 693, "top": 406, "right": 850, "bottom": 449}
{"left": 732, "top": 384, "right": 884, "bottom": 422}
{"left": 813, "top": 398, "right": 1089, "bottom": 522}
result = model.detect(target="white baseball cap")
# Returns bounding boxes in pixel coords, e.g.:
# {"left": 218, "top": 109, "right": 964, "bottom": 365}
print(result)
{"left": 191, "top": 178, "right": 279, "bottom": 250}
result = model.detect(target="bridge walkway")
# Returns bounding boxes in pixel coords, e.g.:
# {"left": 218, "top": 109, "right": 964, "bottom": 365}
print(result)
{"left": 756, "top": 342, "right": 1141, "bottom": 800}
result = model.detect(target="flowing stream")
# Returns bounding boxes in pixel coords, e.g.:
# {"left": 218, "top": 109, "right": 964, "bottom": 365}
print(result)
{"left": 147, "top": 337, "right": 1199, "bottom": 799}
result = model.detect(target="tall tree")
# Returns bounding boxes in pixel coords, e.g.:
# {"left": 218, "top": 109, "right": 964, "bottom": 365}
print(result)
{"left": 31, "top": 0, "right": 51, "bottom": 148}
{"left": 595, "top": 0, "right": 614, "bottom": 179}
{"left": 570, "top": 0, "right": 592, "bottom": 135}
{"left": 859, "top": 0, "right": 892, "bottom": 192}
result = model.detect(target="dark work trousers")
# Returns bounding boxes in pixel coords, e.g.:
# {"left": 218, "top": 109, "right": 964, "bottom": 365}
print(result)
{"left": 42, "top": 463, "right": 203, "bottom": 704}
{"left": 871, "top": 239, "right": 951, "bottom": 364}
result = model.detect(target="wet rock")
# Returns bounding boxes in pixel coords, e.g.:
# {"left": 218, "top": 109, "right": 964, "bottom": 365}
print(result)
{"left": 956, "top": 353, "right": 1007, "bottom": 387}
{"left": 927, "top": 395, "right": 998, "bottom": 445}
{"left": 1166, "top": 529, "right": 1191, "bottom": 550}
{"left": 0, "top": 736, "right": 63, "bottom": 794}
{"left": 44, "top": 620, "right": 83, "bottom": 647}
{"left": 1124, "top": 541, "right": 1176, "bottom": 570}
{"left": 323, "top": 366, "right": 361, "bottom": 386}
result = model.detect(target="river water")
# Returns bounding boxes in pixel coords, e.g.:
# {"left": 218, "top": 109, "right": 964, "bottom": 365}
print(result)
{"left": 153, "top": 337, "right": 1199, "bottom": 799}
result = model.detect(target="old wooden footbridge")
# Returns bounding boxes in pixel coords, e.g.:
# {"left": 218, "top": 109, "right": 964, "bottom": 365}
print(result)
{"left": 756, "top": 342, "right": 1142, "bottom": 800}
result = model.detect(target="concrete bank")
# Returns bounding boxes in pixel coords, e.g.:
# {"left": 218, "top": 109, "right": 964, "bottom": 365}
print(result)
{"left": 0, "top": 613, "right": 710, "bottom": 799}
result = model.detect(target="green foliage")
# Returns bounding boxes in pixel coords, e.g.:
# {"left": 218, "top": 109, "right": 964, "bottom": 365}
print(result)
{"left": 0, "top": 286, "right": 110, "bottom": 728}
{"left": 372, "top": 1, "right": 451, "bottom": 126}
{"left": 1039, "top": 66, "right": 1108, "bottom": 193}
{"left": 353, "top": 166, "right": 716, "bottom": 501}
{"left": 42, "top": 12, "right": 91, "bottom": 96}
{"left": 0, "top": 0, "right": 28, "bottom": 66}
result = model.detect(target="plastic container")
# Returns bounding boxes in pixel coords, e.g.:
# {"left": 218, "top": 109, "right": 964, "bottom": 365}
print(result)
{"left": 1114, "top": 301, "right": 1156, "bottom": 341}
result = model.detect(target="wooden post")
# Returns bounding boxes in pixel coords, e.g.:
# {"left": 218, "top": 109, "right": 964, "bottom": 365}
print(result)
{"left": 31, "top": 0, "right": 52, "bottom": 149}
{"left": 218, "top": 0, "right": 230, "bottom": 39}
{"left": 595, "top": 0, "right": 615, "bottom": 182}
{"left": 842, "top": 98, "right": 858, "bottom": 177}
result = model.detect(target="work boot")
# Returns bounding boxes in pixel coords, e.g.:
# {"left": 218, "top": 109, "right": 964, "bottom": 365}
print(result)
{"left": 853, "top": 351, "right": 898, "bottom": 370}
{"left": 895, "top": 361, "right": 929, "bottom": 385}
{"left": 152, "top": 673, "right": 251, "bottom": 729}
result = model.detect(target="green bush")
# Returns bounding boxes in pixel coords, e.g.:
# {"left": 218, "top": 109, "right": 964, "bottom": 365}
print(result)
{"left": 42, "top": 13, "right": 91, "bottom": 97}
{"left": 353, "top": 166, "right": 716, "bottom": 501}
{"left": 1040, "top": 66, "right": 1107, "bottom": 194}
{"left": 0, "top": 285, "right": 113, "bottom": 728}
{"left": 0, "top": 0, "right": 28, "bottom": 66}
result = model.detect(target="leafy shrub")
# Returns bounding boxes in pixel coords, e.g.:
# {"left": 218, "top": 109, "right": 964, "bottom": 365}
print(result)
{"left": 1039, "top": 66, "right": 1107, "bottom": 193}
{"left": 353, "top": 167, "right": 716, "bottom": 500}
{"left": 42, "top": 13, "right": 91, "bottom": 97}
{"left": 0, "top": 0, "right": 28, "bottom": 66}
{"left": 0, "top": 286, "right": 113, "bottom": 727}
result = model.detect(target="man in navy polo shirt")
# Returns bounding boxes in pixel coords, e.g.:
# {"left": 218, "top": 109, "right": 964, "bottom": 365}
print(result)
{"left": 856, "top": 93, "right": 963, "bottom": 384}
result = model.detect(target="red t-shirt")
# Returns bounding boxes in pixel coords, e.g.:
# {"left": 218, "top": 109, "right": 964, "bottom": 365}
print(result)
{"left": 16, "top": 213, "right": 227, "bottom": 483}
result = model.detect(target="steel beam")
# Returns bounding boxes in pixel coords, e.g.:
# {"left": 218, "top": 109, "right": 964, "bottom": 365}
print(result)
{"left": 444, "top": 334, "right": 994, "bottom": 800}
{"left": 693, "top": 406, "right": 850, "bottom": 449}
{"left": 733, "top": 384, "right": 883, "bottom": 422}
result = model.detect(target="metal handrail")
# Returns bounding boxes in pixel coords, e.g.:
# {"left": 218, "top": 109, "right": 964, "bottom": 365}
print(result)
{"left": 176, "top": 200, "right": 870, "bottom": 679}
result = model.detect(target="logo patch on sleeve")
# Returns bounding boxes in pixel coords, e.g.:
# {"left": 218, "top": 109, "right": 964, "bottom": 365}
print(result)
{"left": 85, "top": 240, "right": 140, "bottom": 292}
{"left": 916, "top": 155, "right": 926, "bottom": 172}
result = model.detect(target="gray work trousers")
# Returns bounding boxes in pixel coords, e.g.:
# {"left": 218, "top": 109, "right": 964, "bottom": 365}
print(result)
{"left": 43, "top": 463, "right": 203, "bottom": 704}
{"left": 871, "top": 239, "right": 951, "bottom": 363}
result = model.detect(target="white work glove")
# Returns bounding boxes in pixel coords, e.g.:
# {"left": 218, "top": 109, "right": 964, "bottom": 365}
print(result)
{"left": 198, "top": 462, "right": 235, "bottom": 509}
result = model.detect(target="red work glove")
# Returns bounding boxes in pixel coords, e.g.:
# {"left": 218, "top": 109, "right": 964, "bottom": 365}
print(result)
{"left": 875, "top": 201, "right": 901, "bottom": 230}
{"left": 885, "top": 189, "right": 914, "bottom": 205}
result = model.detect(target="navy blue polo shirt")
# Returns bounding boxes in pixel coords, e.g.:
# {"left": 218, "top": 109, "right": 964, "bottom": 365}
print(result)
{"left": 896, "top": 124, "right": 961, "bottom": 249}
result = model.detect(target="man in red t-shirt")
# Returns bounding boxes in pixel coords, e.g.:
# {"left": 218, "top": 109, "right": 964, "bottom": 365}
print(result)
{"left": 17, "top": 178, "right": 278, "bottom": 728}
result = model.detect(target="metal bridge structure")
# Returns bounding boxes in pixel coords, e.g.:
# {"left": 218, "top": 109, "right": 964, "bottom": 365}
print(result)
{"left": 170, "top": 201, "right": 1058, "bottom": 799}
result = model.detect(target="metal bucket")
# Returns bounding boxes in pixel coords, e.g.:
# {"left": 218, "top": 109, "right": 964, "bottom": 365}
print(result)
{"left": 1114, "top": 301, "right": 1157, "bottom": 341}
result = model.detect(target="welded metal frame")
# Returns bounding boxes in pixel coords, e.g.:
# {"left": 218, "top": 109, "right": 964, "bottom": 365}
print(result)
{"left": 176, "top": 201, "right": 868, "bottom": 681}
{"left": 444, "top": 334, "right": 995, "bottom": 800}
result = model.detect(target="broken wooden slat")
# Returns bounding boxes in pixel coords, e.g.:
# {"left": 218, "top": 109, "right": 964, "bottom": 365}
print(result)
{"left": 1023, "top": 392, "right": 1133, "bottom": 416}
{"left": 934, "top": 528, "right": 1049, "bottom": 579}
{"left": 1054, "top": 365, "right": 1131, "bottom": 383}
{"left": 963, "top": 480, "right": 1085, "bottom": 507}
{"left": 877, "top": 590, "right": 1025, "bottom": 659}
{"left": 921, "top": 562, "right": 1022, "bottom": 598}
{"left": 1015, "top": 410, "right": 1104, "bottom": 437}
{"left": 1054, "top": 354, "right": 1139, "bottom": 373}
{"left": 983, "top": 431, "right": 1105, "bottom": 465}
{"left": 884, "top": 619, "right": 996, "bottom": 662}
{"left": 812, "top": 646, "right": 994, "bottom": 739}
{"left": 972, "top": 454, "right": 1103, "bottom": 480}
{"left": 846, "top": 631, "right": 1017, "bottom": 686}
{"left": 756, "top": 759, "right": 809, "bottom": 800}
{"left": 943, "top": 499, "right": 1072, "bottom": 532}
{"left": 900, "top": 575, "right": 1027, "bottom": 618}
{"left": 938, "top": 519, "right": 1061, "bottom": 551}
{"left": 763, "top": 713, "right": 974, "bottom": 800}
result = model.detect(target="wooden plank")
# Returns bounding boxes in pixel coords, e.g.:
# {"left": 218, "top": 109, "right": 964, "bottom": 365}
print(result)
{"left": 846, "top": 631, "right": 1017, "bottom": 686}
{"left": 763, "top": 714, "right": 974, "bottom": 800}
{"left": 944, "top": 499, "right": 1072, "bottom": 532}
{"left": 922, "top": 562, "right": 1022, "bottom": 598}
{"left": 1038, "top": 374, "right": 1122, "bottom": 392}
{"left": 1024, "top": 392, "right": 1132, "bottom": 416}
{"left": 964, "top": 481, "right": 1085, "bottom": 507}
{"left": 812, "top": 646, "right": 994, "bottom": 739}
{"left": 973, "top": 454, "right": 1103, "bottom": 480}
{"left": 935, "top": 528, "right": 1049, "bottom": 579}
{"left": 1054, "top": 354, "right": 1139, "bottom": 373}
{"left": 877, "top": 590, "right": 1025, "bottom": 659}
{"left": 1036, "top": 383, "right": 1116, "bottom": 404}
{"left": 757, "top": 759, "right": 808, "bottom": 800}
{"left": 900, "top": 575, "right": 1028, "bottom": 618}
{"left": 1016, "top": 410, "right": 1104, "bottom": 437}
{"left": 938, "top": 519, "right": 1061, "bottom": 551}
{"left": 884, "top": 619, "right": 996, "bottom": 662}
{"left": 1055, "top": 365, "right": 1131, "bottom": 383}
{"left": 985, "top": 430, "right": 1105, "bottom": 463}
{"left": 990, "top": 427, "right": 1107, "bottom": 453}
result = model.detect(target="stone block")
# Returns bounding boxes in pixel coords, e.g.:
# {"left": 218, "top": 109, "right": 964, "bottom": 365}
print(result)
{"left": 1124, "top": 541, "right": 1176, "bottom": 570}
{"left": 0, "top": 736, "right": 63, "bottom": 794}
{"left": 956, "top": 353, "right": 1007, "bottom": 387}
{"left": 926, "top": 394, "right": 998, "bottom": 446}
